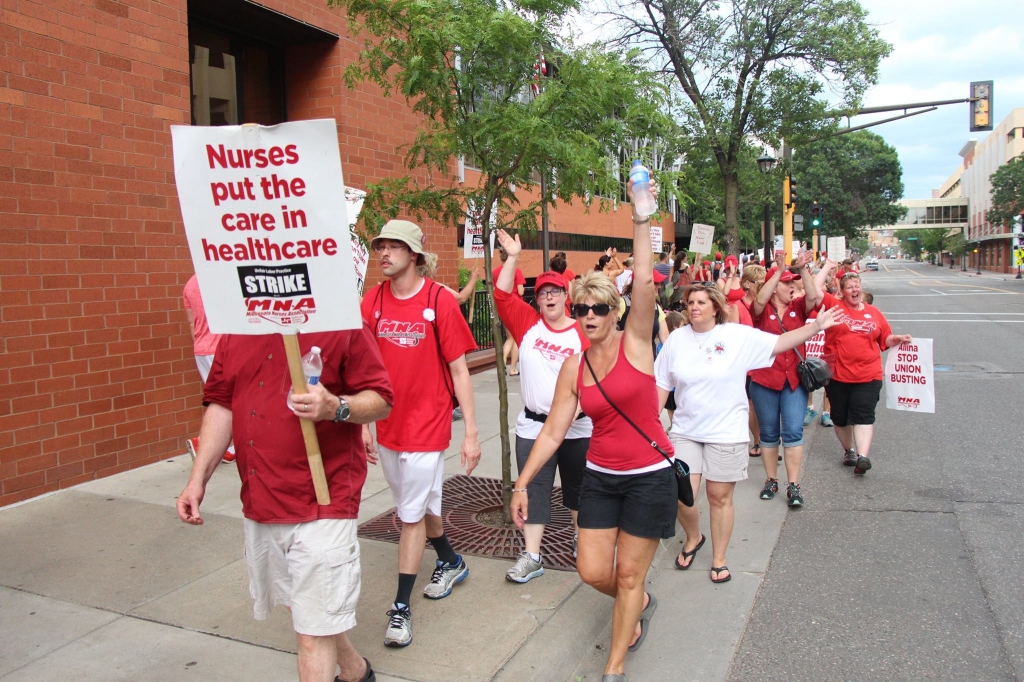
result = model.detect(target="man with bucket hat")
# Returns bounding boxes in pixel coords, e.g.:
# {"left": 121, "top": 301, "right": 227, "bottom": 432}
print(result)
{"left": 360, "top": 220, "right": 480, "bottom": 649}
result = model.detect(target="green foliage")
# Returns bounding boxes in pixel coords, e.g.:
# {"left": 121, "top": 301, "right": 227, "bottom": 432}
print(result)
{"left": 898, "top": 228, "right": 956, "bottom": 260}
{"left": 331, "top": 0, "right": 682, "bottom": 240}
{"left": 986, "top": 156, "right": 1024, "bottom": 228}
{"left": 608, "top": 0, "right": 891, "bottom": 252}
{"left": 793, "top": 130, "right": 906, "bottom": 239}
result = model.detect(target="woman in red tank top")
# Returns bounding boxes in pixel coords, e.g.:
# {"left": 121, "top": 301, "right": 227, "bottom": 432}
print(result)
{"left": 510, "top": 179, "right": 673, "bottom": 681}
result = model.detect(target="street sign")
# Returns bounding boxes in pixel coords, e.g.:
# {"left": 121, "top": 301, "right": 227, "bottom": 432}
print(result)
{"left": 794, "top": 214, "right": 804, "bottom": 223}
{"left": 1015, "top": 248, "right": 1024, "bottom": 267}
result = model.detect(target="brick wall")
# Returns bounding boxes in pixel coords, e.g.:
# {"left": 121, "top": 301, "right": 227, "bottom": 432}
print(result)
{"left": 0, "top": 0, "right": 455, "bottom": 506}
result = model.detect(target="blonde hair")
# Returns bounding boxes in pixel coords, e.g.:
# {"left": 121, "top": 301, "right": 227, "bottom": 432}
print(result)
{"left": 839, "top": 272, "right": 861, "bottom": 289}
{"left": 571, "top": 271, "right": 621, "bottom": 310}
{"left": 683, "top": 284, "right": 729, "bottom": 325}
{"left": 417, "top": 251, "right": 438, "bottom": 278}
{"left": 740, "top": 265, "right": 766, "bottom": 290}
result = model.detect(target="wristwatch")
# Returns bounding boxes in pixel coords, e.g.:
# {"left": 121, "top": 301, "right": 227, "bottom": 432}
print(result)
{"left": 333, "top": 397, "right": 351, "bottom": 423}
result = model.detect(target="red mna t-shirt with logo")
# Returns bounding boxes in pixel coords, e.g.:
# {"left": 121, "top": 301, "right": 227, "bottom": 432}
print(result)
{"left": 361, "top": 279, "right": 477, "bottom": 452}
{"left": 820, "top": 292, "right": 892, "bottom": 383}
{"left": 203, "top": 327, "right": 394, "bottom": 524}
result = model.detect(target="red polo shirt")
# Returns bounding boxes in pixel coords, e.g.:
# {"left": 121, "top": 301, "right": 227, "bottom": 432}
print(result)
{"left": 750, "top": 296, "right": 809, "bottom": 391}
{"left": 203, "top": 326, "right": 393, "bottom": 524}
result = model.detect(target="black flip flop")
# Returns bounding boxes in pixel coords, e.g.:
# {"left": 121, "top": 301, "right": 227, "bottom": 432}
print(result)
{"left": 710, "top": 566, "right": 731, "bottom": 584}
{"left": 627, "top": 593, "right": 657, "bottom": 652}
{"left": 335, "top": 658, "right": 376, "bottom": 682}
{"left": 749, "top": 445, "right": 762, "bottom": 457}
{"left": 674, "top": 534, "right": 706, "bottom": 570}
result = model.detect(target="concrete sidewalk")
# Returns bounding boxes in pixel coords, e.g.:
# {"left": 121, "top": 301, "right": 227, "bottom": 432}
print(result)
{"left": 0, "top": 371, "right": 823, "bottom": 682}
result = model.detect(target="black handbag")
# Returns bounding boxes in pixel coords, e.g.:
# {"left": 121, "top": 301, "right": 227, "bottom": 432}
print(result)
{"left": 772, "top": 305, "right": 832, "bottom": 393}
{"left": 583, "top": 353, "right": 694, "bottom": 507}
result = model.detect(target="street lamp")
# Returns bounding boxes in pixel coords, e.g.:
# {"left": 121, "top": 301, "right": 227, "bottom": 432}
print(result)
{"left": 757, "top": 152, "right": 777, "bottom": 264}
{"left": 974, "top": 247, "right": 981, "bottom": 276}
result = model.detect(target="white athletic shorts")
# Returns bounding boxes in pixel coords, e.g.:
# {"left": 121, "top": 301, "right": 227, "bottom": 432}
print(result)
{"left": 243, "top": 517, "right": 360, "bottom": 637}
{"left": 378, "top": 446, "right": 445, "bottom": 523}
{"left": 195, "top": 354, "right": 214, "bottom": 383}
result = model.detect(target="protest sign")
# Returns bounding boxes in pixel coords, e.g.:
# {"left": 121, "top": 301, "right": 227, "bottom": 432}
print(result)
{"left": 804, "top": 320, "right": 825, "bottom": 358}
{"left": 464, "top": 200, "right": 497, "bottom": 259}
{"left": 171, "top": 119, "right": 360, "bottom": 334}
{"left": 690, "top": 223, "right": 715, "bottom": 255}
{"left": 885, "top": 338, "right": 935, "bottom": 413}
{"left": 650, "top": 225, "right": 663, "bottom": 253}
{"left": 344, "top": 187, "right": 369, "bottom": 297}
{"left": 827, "top": 236, "right": 846, "bottom": 261}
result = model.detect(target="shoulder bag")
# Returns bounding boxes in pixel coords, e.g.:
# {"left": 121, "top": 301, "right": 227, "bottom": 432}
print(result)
{"left": 772, "top": 305, "right": 832, "bottom": 393}
{"left": 582, "top": 352, "right": 694, "bottom": 507}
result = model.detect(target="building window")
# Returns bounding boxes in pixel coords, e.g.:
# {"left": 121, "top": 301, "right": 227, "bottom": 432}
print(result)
{"left": 189, "top": 23, "right": 286, "bottom": 126}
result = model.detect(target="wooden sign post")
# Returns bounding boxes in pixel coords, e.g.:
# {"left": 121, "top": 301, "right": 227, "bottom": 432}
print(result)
{"left": 282, "top": 333, "right": 330, "bottom": 505}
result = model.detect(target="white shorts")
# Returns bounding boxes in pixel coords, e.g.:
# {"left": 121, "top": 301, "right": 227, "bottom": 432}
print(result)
{"left": 670, "top": 433, "right": 748, "bottom": 483}
{"left": 195, "top": 354, "right": 214, "bottom": 383}
{"left": 243, "top": 518, "right": 360, "bottom": 637}
{"left": 378, "top": 446, "right": 445, "bottom": 523}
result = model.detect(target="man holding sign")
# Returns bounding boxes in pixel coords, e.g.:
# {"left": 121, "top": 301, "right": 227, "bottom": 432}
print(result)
{"left": 172, "top": 120, "right": 393, "bottom": 682}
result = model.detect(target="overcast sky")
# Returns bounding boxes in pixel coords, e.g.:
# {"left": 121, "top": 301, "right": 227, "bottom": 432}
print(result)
{"left": 855, "top": 0, "right": 1024, "bottom": 198}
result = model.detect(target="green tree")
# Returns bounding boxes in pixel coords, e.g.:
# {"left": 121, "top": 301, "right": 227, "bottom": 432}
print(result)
{"left": 794, "top": 130, "right": 906, "bottom": 239}
{"left": 331, "top": 0, "right": 676, "bottom": 512}
{"left": 606, "top": 0, "right": 891, "bottom": 253}
{"left": 986, "top": 156, "right": 1024, "bottom": 227}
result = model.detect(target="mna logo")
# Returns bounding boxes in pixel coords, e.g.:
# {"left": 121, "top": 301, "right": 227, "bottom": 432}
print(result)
{"left": 897, "top": 396, "right": 920, "bottom": 409}
{"left": 377, "top": 320, "right": 427, "bottom": 348}
{"left": 245, "top": 297, "right": 316, "bottom": 326}
{"left": 533, "top": 338, "right": 575, "bottom": 362}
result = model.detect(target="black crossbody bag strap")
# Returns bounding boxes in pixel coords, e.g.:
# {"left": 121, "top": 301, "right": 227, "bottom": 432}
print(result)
{"left": 582, "top": 351, "right": 672, "bottom": 462}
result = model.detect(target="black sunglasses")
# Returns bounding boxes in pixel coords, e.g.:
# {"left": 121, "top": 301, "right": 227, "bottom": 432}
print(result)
{"left": 573, "top": 303, "right": 612, "bottom": 318}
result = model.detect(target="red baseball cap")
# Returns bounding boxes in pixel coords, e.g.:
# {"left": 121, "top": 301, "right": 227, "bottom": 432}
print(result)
{"left": 715, "top": 252, "right": 723, "bottom": 260}
{"left": 534, "top": 271, "right": 568, "bottom": 293}
{"left": 779, "top": 269, "right": 797, "bottom": 282}
{"left": 653, "top": 269, "right": 668, "bottom": 284}
{"left": 724, "top": 255, "right": 738, "bottom": 267}
{"left": 702, "top": 260, "right": 711, "bottom": 266}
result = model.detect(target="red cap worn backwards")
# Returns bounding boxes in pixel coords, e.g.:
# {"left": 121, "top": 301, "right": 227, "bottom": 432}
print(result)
{"left": 653, "top": 269, "right": 668, "bottom": 284}
{"left": 534, "top": 271, "right": 568, "bottom": 293}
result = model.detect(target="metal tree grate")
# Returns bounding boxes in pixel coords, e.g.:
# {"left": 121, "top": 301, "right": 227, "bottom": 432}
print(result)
{"left": 358, "top": 475, "right": 577, "bottom": 571}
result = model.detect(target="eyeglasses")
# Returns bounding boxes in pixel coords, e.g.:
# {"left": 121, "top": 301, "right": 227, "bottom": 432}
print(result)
{"left": 372, "top": 242, "right": 409, "bottom": 254}
{"left": 573, "top": 303, "right": 612, "bottom": 317}
{"left": 535, "top": 288, "right": 566, "bottom": 300}
{"left": 700, "top": 282, "right": 716, "bottom": 288}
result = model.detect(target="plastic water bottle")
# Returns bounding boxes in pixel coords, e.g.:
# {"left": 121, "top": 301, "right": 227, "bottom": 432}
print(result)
{"left": 301, "top": 346, "right": 323, "bottom": 386}
{"left": 628, "top": 160, "right": 657, "bottom": 218}
{"left": 287, "top": 346, "right": 322, "bottom": 410}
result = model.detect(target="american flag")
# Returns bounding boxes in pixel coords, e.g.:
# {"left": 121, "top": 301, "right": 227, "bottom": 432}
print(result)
{"left": 531, "top": 50, "right": 547, "bottom": 95}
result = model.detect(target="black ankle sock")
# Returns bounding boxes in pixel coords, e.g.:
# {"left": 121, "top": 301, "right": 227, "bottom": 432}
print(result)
{"left": 428, "top": 533, "right": 459, "bottom": 565}
{"left": 395, "top": 573, "right": 416, "bottom": 608}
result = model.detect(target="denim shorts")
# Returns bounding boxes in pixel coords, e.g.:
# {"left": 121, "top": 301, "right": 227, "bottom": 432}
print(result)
{"left": 749, "top": 380, "right": 809, "bottom": 448}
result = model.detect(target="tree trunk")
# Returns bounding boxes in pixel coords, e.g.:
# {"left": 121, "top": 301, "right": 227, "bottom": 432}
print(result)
{"left": 723, "top": 169, "right": 740, "bottom": 255}
{"left": 477, "top": 187, "right": 513, "bottom": 523}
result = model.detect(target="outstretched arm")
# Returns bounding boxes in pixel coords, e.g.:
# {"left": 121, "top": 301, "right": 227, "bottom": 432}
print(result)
{"left": 753, "top": 251, "right": 786, "bottom": 318}
{"left": 623, "top": 180, "right": 656, "bottom": 370}
{"left": 772, "top": 307, "right": 839, "bottom": 356}
{"left": 494, "top": 229, "right": 521, "bottom": 294}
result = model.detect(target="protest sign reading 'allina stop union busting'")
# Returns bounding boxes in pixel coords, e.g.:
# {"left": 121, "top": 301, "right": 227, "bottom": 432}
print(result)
{"left": 171, "top": 120, "right": 361, "bottom": 334}
{"left": 884, "top": 338, "right": 935, "bottom": 413}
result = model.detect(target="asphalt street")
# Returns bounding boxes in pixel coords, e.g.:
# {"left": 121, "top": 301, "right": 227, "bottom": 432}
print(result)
{"left": 728, "top": 261, "right": 1024, "bottom": 682}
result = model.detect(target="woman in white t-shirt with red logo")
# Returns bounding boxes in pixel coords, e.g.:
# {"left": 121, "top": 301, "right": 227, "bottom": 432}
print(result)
{"left": 494, "top": 229, "right": 593, "bottom": 585}
{"left": 655, "top": 284, "right": 838, "bottom": 583}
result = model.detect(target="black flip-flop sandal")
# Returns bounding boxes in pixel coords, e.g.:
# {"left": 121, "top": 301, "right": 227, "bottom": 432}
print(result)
{"left": 710, "top": 566, "right": 731, "bottom": 584}
{"left": 335, "top": 658, "right": 376, "bottom": 682}
{"left": 674, "top": 534, "right": 706, "bottom": 570}
{"left": 749, "top": 445, "right": 762, "bottom": 457}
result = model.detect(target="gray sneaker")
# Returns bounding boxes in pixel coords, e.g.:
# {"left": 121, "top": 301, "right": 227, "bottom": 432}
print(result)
{"left": 383, "top": 604, "right": 412, "bottom": 648}
{"left": 423, "top": 558, "right": 469, "bottom": 599}
{"left": 506, "top": 551, "right": 544, "bottom": 583}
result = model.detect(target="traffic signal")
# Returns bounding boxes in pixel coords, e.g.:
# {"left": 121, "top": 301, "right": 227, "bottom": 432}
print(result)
{"left": 785, "top": 174, "right": 797, "bottom": 209}
{"left": 810, "top": 201, "right": 823, "bottom": 228}
{"left": 970, "top": 81, "right": 993, "bottom": 132}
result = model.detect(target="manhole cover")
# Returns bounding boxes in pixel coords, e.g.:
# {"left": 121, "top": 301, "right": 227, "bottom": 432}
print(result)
{"left": 358, "top": 475, "right": 577, "bottom": 571}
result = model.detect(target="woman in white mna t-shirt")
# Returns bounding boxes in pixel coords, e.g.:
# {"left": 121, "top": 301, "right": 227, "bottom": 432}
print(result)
{"left": 654, "top": 284, "right": 837, "bottom": 584}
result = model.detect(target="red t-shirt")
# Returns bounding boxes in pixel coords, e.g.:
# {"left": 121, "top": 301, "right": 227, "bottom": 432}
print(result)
{"left": 820, "top": 292, "right": 892, "bottom": 383}
{"left": 493, "top": 266, "right": 526, "bottom": 297}
{"left": 361, "top": 279, "right": 477, "bottom": 451}
{"left": 563, "top": 268, "right": 576, "bottom": 283}
{"left": 750, "top": 297, "right": 809, "bottom": 391}
{"left": 183, "top": 274, "right": 220, "bottom": 356}
{"left": 203, "top": 327, "right": 394, "bottom": 524}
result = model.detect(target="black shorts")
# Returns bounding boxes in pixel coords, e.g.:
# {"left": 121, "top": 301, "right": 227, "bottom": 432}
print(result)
{"left": 824, "top": 379, "right": 882, "bottom": 427}
{"left": 515, "top": 435, "right": 588, "bottom": 524}
{"left": 577, "top": 465, "right": 677, "bottom": 539}
{"left": 665, "top": 390, "right": 677, "bottom": 411}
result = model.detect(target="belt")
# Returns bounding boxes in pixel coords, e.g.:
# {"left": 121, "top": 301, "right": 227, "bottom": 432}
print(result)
{"left": 524, "top": 408, "right": 587, "bottom": 423}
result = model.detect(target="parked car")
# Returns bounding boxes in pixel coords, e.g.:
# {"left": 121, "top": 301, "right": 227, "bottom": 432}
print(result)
{"left": 865, "top": 258, "right": 879, "bottom": 271}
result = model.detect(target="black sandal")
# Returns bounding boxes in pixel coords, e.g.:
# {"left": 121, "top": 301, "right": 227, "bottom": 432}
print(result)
{"left": 749, "top": 445, "right": 762, "bottom": 458}
{"left": 674, "top": 534, "right": 705, "bottom": 570}
{"left": 710, "top": 566, "right": 731, "bottom": 584}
